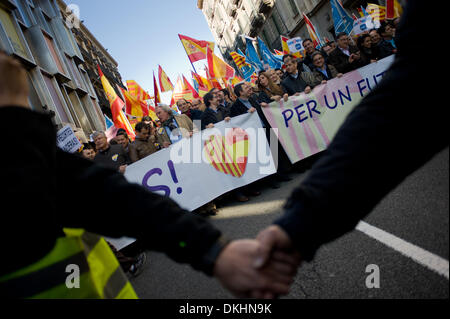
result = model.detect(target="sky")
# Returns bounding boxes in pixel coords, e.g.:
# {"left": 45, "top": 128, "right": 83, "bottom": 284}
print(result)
{"left": 68, "top": 0, "right": 218, "bottom": 104}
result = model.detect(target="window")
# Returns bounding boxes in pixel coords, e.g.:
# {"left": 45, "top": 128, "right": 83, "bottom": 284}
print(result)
{"left": 0, "top": 7, "right": 28, "bottom": 58}
{"left": 42, "top": 73, "right": 70, "bottom": 123}
{"left": 14, "top": 0, "right": 33, "bottom": 27}
{"left": 43, "top": 32, "right": 65, "bottom": 74}
{"left": 288, "top": 0, "right": 300, "bottom": 16}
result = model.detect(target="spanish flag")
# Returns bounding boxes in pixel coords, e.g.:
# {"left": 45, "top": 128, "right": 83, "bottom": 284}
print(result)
{"left": 302, "top": 13, "right": 322, "bottom": 49}
{"left": 192, "top": 71, "right": 213, "bottom": 91}
{"left": 206, "top": 46, "right": 235, "bottom": 80}
{"left": 191, "top": 71, "right": 209, "bottom": 97}
{"left": 97, "top": 65, "right": 135, "bottom": 140}
{"left": 178, "top": 34, "right": 215, "bottom": 63}
{"left": 158, "top": 65, "right": 174, "bottom": 92}
{"left": 153, "top": 71, "right": 161, "bottom": 106}
{"left": 385, "top": 0, "right": 402, "bottom": 19}
{"left": 172, "top": 76, "right": 199, "bottom": 103}
{"left": 126, "top": 80, "right": 151, "bottom": 101}
{"left": 121, "top": 87, "right": 158, "bottom": 122}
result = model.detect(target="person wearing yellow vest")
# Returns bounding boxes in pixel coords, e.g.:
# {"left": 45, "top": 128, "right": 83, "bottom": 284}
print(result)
{"left": 0, "top": 51, "right": 300, "bottom": 299}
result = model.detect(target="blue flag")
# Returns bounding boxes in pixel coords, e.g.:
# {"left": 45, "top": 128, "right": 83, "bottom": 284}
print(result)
{"left": 330, "top": 0, "right": 354, "bottom": 35}
{"left": 257, "top": 37, "right": 282, "bottom": 70}
{"left": 237, "top": 48, "right": 256, "bottom": 81}
{"left": 104, "top": 115, "right": 114, "bottom": 130}
{"left": 245, "top": 37, "right": 264, "bottom": 72}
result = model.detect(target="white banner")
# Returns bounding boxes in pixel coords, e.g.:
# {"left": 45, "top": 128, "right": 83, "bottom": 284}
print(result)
{"left": 56, "top": 125, "right": 82, "bottom": 153}
{"left": 352, "top": 16, "right": 376, "bottom": 35}
{"left": 287, "top": 37, "right": 304, "bottom": 54}
{"left": 124, "top": 113, "right": 277, "bottom": 212}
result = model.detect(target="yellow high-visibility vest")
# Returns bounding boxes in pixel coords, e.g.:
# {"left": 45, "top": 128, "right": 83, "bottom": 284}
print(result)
{"left": 0, "top": 229, "right": 138, "bottom": 299}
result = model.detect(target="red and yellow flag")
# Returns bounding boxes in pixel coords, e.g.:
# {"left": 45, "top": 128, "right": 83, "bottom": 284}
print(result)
{"left": 178, "top": 34, "right": 215, "bottom": 63}
{"left": 121, "top": 87, "right": 158, "bottom": 122}
{"left": 280, "top": 36, "right": 302, "bottom": 58}
{"left": 153, "top": 72, "right": 161, "bottom": 106}
{"left": 158, "top": 65, "right": 174, "bottom": 92}
{"left": 97, "top": 65, "right": 135, "bottom": 140}
{"left": 205, "top": 66, "right": 223, "bottom": 90}
{"left": 126, "top": 80, "right": 151, "bottom": 101}
{"left": 385, "top": 0, "right": 402, "bottom": 19}
{"left": 206, "top": 46, "right": 235, "bottom": 80}
{"left": 367, "top": 3, "right": 386, "bottom": 22}
{"left": 302, "top": 14, "right": 321, "bottom": 49}
{"left": 192, "top": 71, "right": 213, "bottom": 91}
{"left": 172, "top": 76, "right": 199, "bottom": 103}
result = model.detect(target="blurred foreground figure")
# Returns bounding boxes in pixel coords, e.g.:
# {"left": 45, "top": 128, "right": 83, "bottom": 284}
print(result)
{"left": 255, "top": 0, "right": 447, "bottom": 289}
{"left": 0, "top": 51, "right": 298, "bottom": 299}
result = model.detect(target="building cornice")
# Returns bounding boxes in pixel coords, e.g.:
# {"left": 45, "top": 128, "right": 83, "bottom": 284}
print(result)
{"left": 56, "top": 0, "right": 118, "bottom": 67}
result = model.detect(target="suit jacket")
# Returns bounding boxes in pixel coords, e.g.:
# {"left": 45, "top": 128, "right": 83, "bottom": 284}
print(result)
{"left": 229, "top": 97, "right": 270, "bottom": 129}
{"left": 156, "top": 114, "right": 193, "bottom": 146}
{"left": 281, "top": 71, "right": 316, "bottom": 96}
{"left": 311, "top": 64, "right": 339, "bottom": 83}
{"left": 328, "top": 45, "right": 364, "bottom": 74}
{"left": 200, "top": 106, "right": 229, "bottom": 130}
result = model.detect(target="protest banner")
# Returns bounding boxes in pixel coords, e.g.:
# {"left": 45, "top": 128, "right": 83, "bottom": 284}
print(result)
{"left": 261, "top": 55, "right": 395, "bottom": 164}
{"left": 56, "top": 125, "right": 82, "bottom": 153}
{"left": 286, "top": 37, "right": 304, "bottom": 55}
{"left": 353, "top": 16, "right": 376, "bottom": 35}
{"left": 124, "top": 112, "right": 277, "bottom": 212}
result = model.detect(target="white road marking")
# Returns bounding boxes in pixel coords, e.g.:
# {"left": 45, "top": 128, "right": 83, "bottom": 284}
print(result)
{"left": 356, "top": 221, "right": 449, "bottom": 280}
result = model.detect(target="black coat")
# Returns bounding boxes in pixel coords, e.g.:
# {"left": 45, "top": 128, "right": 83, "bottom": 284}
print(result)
{"left": 274, "top": 0, "right": 448, "bottom": 262}
{"left": 375, "top": 39, "right": 396, "bottom": 59}
{"left": 281, "top": 73, "right": 310, "bottom": 96}
{"left": 328, "top": 45, "right": 365, "bottom": 74}
{"left": 200, "top": 106, "right": 229, "bottom": 130}
{"left": 1, "top": 107, "right": 222, "bottom": 278}
{"left": 229, "top": 97, "right": 271, "bottom": 129}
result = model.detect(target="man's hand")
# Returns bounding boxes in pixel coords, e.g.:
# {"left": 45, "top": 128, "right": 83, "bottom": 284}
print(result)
{"left": 254, "top": 225, "right": 301, "bottom": 270}
{"left": 248, "top": 107, "right": 257, "bottom": 113}
{"left": 224, "top": 117, "right": 231, "bottom": 122}
{"left": 213, "top": 239, "right": 296, "bottom": 298}
{"left": 119, "top": 165, "right": 127, "bottom": 174}
{"left": 0, "top": 51, "right": 30, "bottom": 108}
{"left": 283, "top": 93, "right": 289, "bottom": 102}
{"left": 163, "top": 141, "right": 171, "bottom": 148}
{"left": 304, "top": 86, "right": 312, "bottom": 94}
{"left": 206, "top": 123, "right": 215, "bottom": 129}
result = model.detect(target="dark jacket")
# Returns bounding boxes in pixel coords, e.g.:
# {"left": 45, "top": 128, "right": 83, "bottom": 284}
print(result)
{"left": 328, "top": 45, "right": 365, "bottom": 74}
{"left": 375, "top": 39, "right": 396, "bottom": 59}
{"left": 311, "top": 64, "right": 339, "bottom": 83}
{"left": 274, "top": 0, "right": 447, "bottom": 262}
{"left": 93, "top": 144, "right": 127, "bottom": 171}
{"left": 229, "top": 97, "right": 270, "bottom": 129}
{"left": 129, "top": 135, "right": 158, "bottom": 163}
{"left": 183, "top": 109, "right": 203, "bottom": 121}
{"left": 281, "top": 71, "right": 316, "bottom": 96}
{"left": 1, "top": 107, "right": 222, "bottom": 278}
{"left": 200, "top": 106, "right": 229, "bottom": 130}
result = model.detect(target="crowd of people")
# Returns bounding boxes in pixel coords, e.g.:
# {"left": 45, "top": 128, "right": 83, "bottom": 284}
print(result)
{"left": 80, "top": 20, "right": 397, "bottom": 218}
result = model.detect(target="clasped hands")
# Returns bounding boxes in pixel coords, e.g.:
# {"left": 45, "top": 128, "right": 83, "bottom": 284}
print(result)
{"left": 213, "top": 225, "right": 301, "bottom": 299}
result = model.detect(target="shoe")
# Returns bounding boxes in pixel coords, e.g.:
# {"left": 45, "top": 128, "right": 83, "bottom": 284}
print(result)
{"left": 247, "top": 189, "right": 261, "bottom": 196}
{"left": 128, "top": 252, "right": 147, "bottom": 278}
{"left": 271, "top": 181, "right": 281, "bottom": 189}
{"left": 207, "top": 208, "right": 219, "bottom": 216}
{"left": 235, "top": 194, "right": 249, "bottom": 202}
{"left": 277, "top": 173, "right": 292, "bottom": 182}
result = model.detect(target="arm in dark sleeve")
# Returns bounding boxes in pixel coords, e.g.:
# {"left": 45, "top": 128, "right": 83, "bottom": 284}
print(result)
{"left": 274, "top": 0, "right": 447, "bottom": 261}
{"left": 56, "top": 151, "right": 222, "bottom": 274}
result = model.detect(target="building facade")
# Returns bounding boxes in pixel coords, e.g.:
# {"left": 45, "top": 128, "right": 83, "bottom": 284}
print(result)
{"left": 0, "top": 0, "right": 120, "bottom": 142}
{"left": 57, "top": 0, "right": 124, "bottom": 121}
{"left": 198, "top": 0, "right": 386, "bottom": 69}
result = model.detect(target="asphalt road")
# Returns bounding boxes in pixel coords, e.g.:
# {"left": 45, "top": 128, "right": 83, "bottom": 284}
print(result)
{"left": 130, "top": 147, "right": 449, "bottom": 299}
